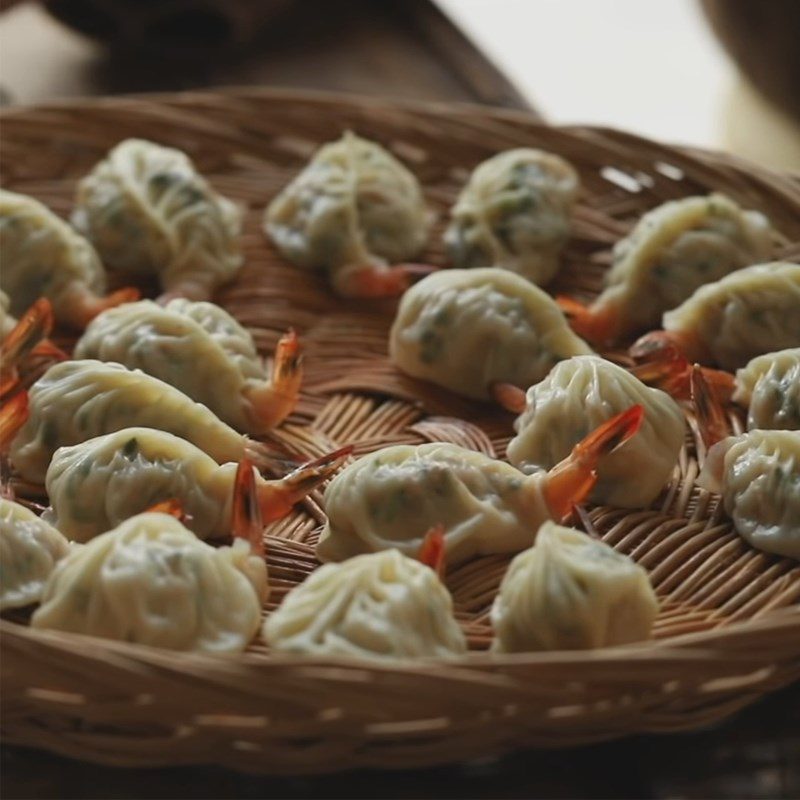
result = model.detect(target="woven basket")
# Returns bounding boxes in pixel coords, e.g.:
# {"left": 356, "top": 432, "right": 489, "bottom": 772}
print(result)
{"left": 1, "top": 89, "right": 799, "bottom": 775}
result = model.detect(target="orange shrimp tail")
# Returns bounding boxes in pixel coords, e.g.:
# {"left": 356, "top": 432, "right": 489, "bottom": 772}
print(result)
{"left": 556, "top": 295, "right": 619, "bottom": 345}
{"left": 70, "top": 287, "right": 140, "bottom": 327}
{"left": 0, "top": 390, "right": 29, "bottom": 453}
{"left": 1, "top": 298, "right": 55, "bottom": 376}
{"left": 232, "top": 459, "right": 265, "bottom": 556}
{"left": 332, "top": 263, "right": 437, "bottom": 298}
{"left": 629, "top": 329, "right": 703, "bottom": 365}
{"left": 418, "top": 524, "right": 446, "bottom": 578}
{"left": 490, "top": 382, "right": 527, "bottom": 414}
{"left": 146, "top": 498, "right": 186, "bottom": 520}
{"left": 690, "top": 365, "right": 730, "bottom": 450}
{"left": 543, "top": 404, "right": 644, "bottom": 521}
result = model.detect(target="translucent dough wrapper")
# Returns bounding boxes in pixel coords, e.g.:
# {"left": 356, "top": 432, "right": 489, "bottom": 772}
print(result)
{"left": 445, "top": 148, "right": 579, "bottom": 285}
{"left": 75, "top": 300, "right": 269, "bottom": 433}
{"left": 32, "top": 512, "right": 267, "bottom": 652}
{"left": 264, "top": 132, "right": 429, "bottom": 284}
{"left": 663, "top": 262, "right": 800, "bottom": 370}
{"left": 697, "top": 430, "right": 800, "bottom": 559}
{"left": 317, "top": 442, "right": 548, "bottom": 566}
{"left": 733, "top": 348, "right": 800, "bottom": 431}
{"left": 72, "top": 139, "right": 243, "bottom": 298}
{"left": 390, "top": 268, "right": 593, "bottom": 400}
{"left": 491, "top": 521, "right": 658, "bottom": 652}
{"left": 595, "top": 194, "right": 773, "bottom": 337}
{"left": 265, "top": 549, "right": 466, "bottom": 659}
{"left": 10, "top": 359, "right": 249, "bottom": 483}
{"left": 44, "top": 428, "right": 237, "bottom": 542}
{"left": 507, "top": 356, "right": 684, "bottom": 508}
{"left": 0, "top": 498, "right": 70, "bottom": 611}
{"left": 0, "top": 189, "right": 107, "bottom": 320}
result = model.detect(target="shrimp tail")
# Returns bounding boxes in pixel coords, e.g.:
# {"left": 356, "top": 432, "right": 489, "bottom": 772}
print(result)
{"left": 417, "top": 523, "right": 446, "bottom": 578}
{"left": 232, "top": 459, "right": 265, "bottom": 557}
{"left": 690, "top": 364, "right": 730, "bottom": 451}
{"left": 491, "top": 382, "right": 527, "bottom": 414}
{"left": 556, "top": 295, "right": 620, "bottom": 345}
{"left": 332, "top": 262, "right": 438, "bottom": 298}
{"left": 0, "top": 390, "right": 29, "bottom": 454}
{"left": 67, "top": 286, "right": 140, "bottom": 328}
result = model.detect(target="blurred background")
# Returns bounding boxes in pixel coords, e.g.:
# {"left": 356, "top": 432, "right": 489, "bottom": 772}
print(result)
{"left": 1, "top": 0, "right": 798, "bottom": 169}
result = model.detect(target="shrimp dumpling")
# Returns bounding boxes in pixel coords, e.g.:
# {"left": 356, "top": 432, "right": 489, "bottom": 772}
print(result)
{"left": 662, "top": 262, "right": 800, "bottom": 371}
{"left": 74, "top": 299, "right": 301, "bottom": 434}
{"left": 390, "top": 268, "right": 592, "bottom": 400}
{"left": 507, "top": 356, "right": 684, "bottom": 508}
{"left": 0, "top": 498, "right": 70, "bottom": 611}
{"left": 31, "top": 512, "right": 268, "bottom": 652}
{"left": 734, "top": 349, "right": 800, "bottom": 431}
{"left": 491, "top": 522, "right": 658, "bottom": 652}
{"left": 445, "top": 148, "right": 579, "bottom": 285}
{"left": 72, "top": 139, "right": 243, "bottom": 300}
{"left": 697, "top": 430, "right": 800, "bottom": 559}
{"left": 265, "top": 549, "right": 466, "bottom": 659}
{"left": 265, "top": 132, "right": 429, "bottom": 297}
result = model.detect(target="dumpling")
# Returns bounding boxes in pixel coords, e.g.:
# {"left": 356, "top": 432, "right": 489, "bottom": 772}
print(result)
{"left": 697, "top": 430, "right": 800, "bottom": 559}
{"left": 75, "top": 299, "right": 301, "bottom": 434}
{"left": 0, "top": 498, "right": 70, "bottom": 611}
{"left": 0, "top": 189, "right": 136, "bottom": 329}
{"left": 72, "top": 139, "right": 243, "bottom": 301}
{"left": 31, "top": 512, "right": 267, "bottom": 652}
{"left": 8, "top": 360, "right": 279, "bottom": 484}
{"left": 506, "top": 356, "right": 684, "bottom": 508}
{"left": 660, "top": 262, "right": 800, "bottom": 371}
{"left": 445, "top": 148, "right": 579, "bottom": 285}
{"left": 562, "top": 194, "right": 774, "bottom": 344}
{"left": 491, "top": 521, "right": 658, "bottom": 652}
{"left": 389, "top": 267, "right": 592, "bottom": 401}
{"left": 44, "top": 427, "right": 346, "bottom": 543}
{"left": 265, "top": 132, "right": 430, "bottom": 297}
{"left": 318, "top": 406, "right": 641, "bottom": 564}
{"left": 265, "top": 549, "right": 466, "bottom": 659}
{"left": 0, "top": 289, "right": 15, "bottom": 337}
{"left": 733, "top": 349, "right": 800, "bottom": 431}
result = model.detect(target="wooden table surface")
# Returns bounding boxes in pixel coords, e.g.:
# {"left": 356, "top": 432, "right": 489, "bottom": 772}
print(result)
{"left": 0, "top": 2, "right": 797, "bottom": 798}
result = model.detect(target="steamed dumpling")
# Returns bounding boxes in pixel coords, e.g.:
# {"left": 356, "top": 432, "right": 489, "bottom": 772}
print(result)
{"left": 0, "top": 498, "right": 70, "bottom": 611}
{"left": 72, "top": 139, "right": 243, "bottom": 300}
{"left": 0, "top": 190, "right": 108, "bottom": 326}
{"left": 491, "top": 521, "right": 658, "bottom": 652}
{"left": 31, "top": 512, "right": 267, "bottom": 652}
{"left": 734, "top": 349, "right": 800, "bottom": 431}
{"left": 663, "top": 262, "right": 800, "bottom": 370}
{"left": 265, "top": 549, "right": 466, "bottom": 659}
{"left": 390, "top": 268, "right": 592, "bottom": 400}
{"left": 265, "top": 132, "right": 429, "bottom": 295}
{"left": 591, "top": 194, "right": 773, "bottom": 340}
{"left": 9, "top": 359, "right": 255, "bottom": 483}
{"left": 698, "top": 430, "right": 800, "bottom": 559}
{"left": 445, "top": 148, "right": 579, "bottom": 285}
{"left": 507, "top": 356, "right": 684, "bottom": 508}
{"left": 0, "top": 289, "right": 15, "bottom": 337}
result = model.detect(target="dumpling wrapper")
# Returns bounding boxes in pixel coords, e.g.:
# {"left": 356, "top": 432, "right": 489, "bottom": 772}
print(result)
{"left": 265, "top": 549, "right": 466, "bottom": 659}
{"left": 491, "top": 521, "right": 658, "bottom": 652}
{"left": 697, "top": 430, "right": 800, "bottom": 559}
{"left": 445, "top": 148, "right": 579, "bottom": 285}
{"left": 390, "top": 267, "right": 592, "bottom": 400}
{"left": 32, "top": 512, "right": 267, "bottom": 652}
{"left": 507, "top": 356, "right": 684, "bottom": 508}
{"left": 734, "top": 348, "right": 800, "bottom": 431}
{"left": 0, "top": 498, "right": 70, "bottom": 611}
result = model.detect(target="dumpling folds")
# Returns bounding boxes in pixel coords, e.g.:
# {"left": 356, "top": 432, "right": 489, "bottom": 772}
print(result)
{"left": 72, "top": 139, "right": 243, "bottom": 298}
{"left": 390, "top": 267, "right": 592, "bottom": 400}
{"left": 445, "top": 148, "right": 579, "bottom": 285}
{"left": 698, "top": 430, "right": 800, "bottom": 559}
{"left": 75, "top": 299, "right": 271, "bottom": 433}
{"left": 265, "top": 132, "right": 429, "bottom": 288}
{"left": 45, "top": 428, "right": 236, "bottom": 543}
{"left": 32, "top": 512, "right": 267, "bottom": 652}
{"left": 594, "top": 194, "right": 773, "bottom": 338}
{"left": 265, "top": 549, "right": 466, "bottom": 659}
{"left": 10, "top": 359, "right": 249, "bottom": 483}
{"left": 318, "top": 442, "right": 549, "bottom": 566}
{"left": 507, "top": 356, "right": 684, "bottom": 508}
{"left": 0, "top": 498, "right": 70, "bottom": 611}
{"left": 0, "top": 189, "right": 106, "bottom": 320}
{"left": 734, "top": 349, "right": 800, "bottom": 431}
{"left": 663, "top": 262, "right": 800, "bottom": 370}
{"left": 491, "top": 521, "right": 658, "bottom": 652}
